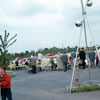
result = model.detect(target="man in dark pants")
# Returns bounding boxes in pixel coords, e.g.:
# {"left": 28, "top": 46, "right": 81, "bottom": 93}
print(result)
{"left": 79, "top": 48, "right": 86, "bottom": 69}
{"left": 30, "top": 55, "right": 37, "bottom": 74}
{"left": 89, "top": 49, "right": 95, "bottom": 68}
{"left": 71, "top": 49, "right": 76, "bottom": 68}
{"left": 61, "top": 52, "right": 68, "bottom": 72}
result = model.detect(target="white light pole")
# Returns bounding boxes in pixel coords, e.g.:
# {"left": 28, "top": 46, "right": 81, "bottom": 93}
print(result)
{"left": 80, "top": 0, "right": 92, "bottom": 85}
{"left": 69, "top": 0, "right": 93, "bottom": 93}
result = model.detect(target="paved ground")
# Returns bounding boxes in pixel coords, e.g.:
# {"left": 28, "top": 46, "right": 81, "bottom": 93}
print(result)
{"left": 11, "top": 68, "right": 100, "bottom": 100}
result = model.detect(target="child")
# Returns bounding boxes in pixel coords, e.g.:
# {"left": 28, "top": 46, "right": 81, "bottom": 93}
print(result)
{"left": 73, "top": 56, "right": 81, "bottom": 86}
{"left": 96, "top": 55, "right": 99, "bottom": 67}
{"left": 0, "top": 67, "right": 13, "bottom": 100}
{"left": 69, "top": 57, "right": 72, "bottom": 64}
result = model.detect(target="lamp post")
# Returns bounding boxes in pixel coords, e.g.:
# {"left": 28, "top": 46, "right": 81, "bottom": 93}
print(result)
{"left": 69, "top": 0, "right": 93, "bottom": 93}
{"left": 80, "top": 0, "right": 92, "bottom": 85}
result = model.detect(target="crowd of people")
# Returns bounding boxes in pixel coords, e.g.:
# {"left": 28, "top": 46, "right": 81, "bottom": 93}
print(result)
{"left": 14, "top": 48, "right": 100, "bottom": 74}
{"left": 38, "top": 48, "right": 100, "bottom": 86}
{"left": 14, "top": 48, "right": 100, "bottom": 72}
{"left": 14, "top": 48, "right": 100, "bottom": 87}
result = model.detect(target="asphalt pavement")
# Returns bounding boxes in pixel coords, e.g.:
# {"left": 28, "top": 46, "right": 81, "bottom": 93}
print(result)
{"left": 11, "top": 68, "right": 100, "bottom": 100}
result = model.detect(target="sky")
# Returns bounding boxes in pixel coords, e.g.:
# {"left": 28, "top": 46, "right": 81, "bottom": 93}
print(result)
{"left": 0, "top": 0, "right": 100, "bottom": 53}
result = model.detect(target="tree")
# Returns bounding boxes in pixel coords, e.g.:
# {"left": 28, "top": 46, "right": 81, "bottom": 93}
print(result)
{"left": 0, "top": 30, "right": 17, "bottom": 67}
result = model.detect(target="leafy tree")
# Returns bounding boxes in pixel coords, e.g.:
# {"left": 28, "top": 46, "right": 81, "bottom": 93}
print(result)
{"left": 0, "top": 30, "right": 17, "bottom": 67}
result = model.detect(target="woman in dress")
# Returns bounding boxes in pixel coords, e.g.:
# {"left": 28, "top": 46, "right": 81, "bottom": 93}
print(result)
{"left": 56, "top": 52, "right": 63, "bottom": 70}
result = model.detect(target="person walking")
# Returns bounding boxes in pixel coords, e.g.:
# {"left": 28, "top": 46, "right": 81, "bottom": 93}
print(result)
{"left": 56, "top": 52, "right": 63, "bottom": 70}
{"left": 79, "top": 48, "right": 86, "bottom": 69}
{"left": 29, "top": 55, "right": 37, "bottom": 74}
{"left": 71, "top": 49, "right": 76, "bottom": 68}
{"left": 89, "top": 50, "right": 95, "bottom": 68}
{"left": 61, "top": 52, "right": 68, "bottom": 72}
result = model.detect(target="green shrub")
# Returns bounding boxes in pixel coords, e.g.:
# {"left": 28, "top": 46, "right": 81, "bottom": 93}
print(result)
{"left": 71, "top": 85, "right": 100, "bottom": 93}
{"left": 10, "top": 75, "right": 16, "bottom": 78}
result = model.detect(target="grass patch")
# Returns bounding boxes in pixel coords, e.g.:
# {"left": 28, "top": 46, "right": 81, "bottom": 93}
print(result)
{"left": 71, "top": 85, "right": 100, "bottom": 93}
{"left": 10, "top": 75, "right": 16, "bottom": 78}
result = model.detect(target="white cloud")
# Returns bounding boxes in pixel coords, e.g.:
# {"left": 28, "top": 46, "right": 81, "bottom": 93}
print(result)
{"left": 0, "top": 0, "right": 100, "bottom": 53}
{"left": 0, "top": 0, "right": 82, "bottom": 28}
{"left": 0, "top": 12, "right": 64, "bottom": 27}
